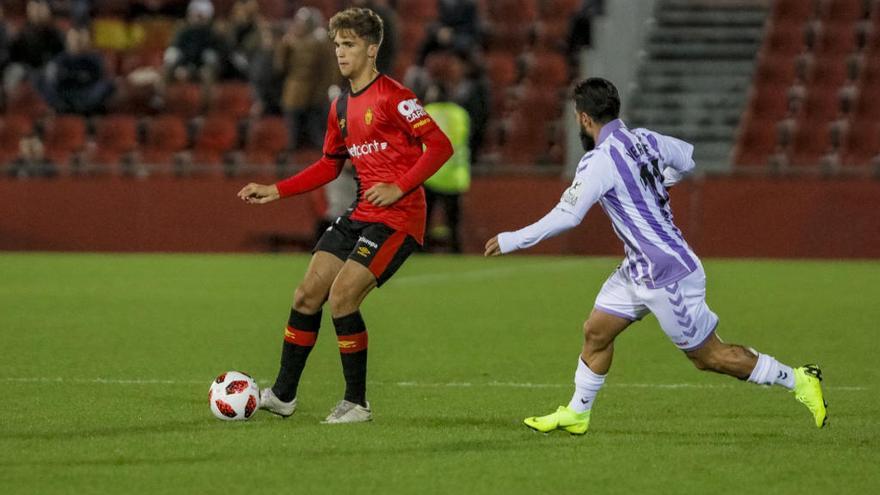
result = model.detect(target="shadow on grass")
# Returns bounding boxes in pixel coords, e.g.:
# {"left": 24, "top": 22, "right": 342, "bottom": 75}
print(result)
{"left": 1, "top": 454, "right": 222, "bottom": 469}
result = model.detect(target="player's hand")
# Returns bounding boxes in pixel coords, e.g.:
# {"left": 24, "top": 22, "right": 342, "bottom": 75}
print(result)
{"left": 237, "top": 183, "right": 280, "bottom": 204}
{"left": 484, "top": 235, "right": 503, "bottom": 257}
{"left": 365, "top": 183, "right": 403, "bottom": 207}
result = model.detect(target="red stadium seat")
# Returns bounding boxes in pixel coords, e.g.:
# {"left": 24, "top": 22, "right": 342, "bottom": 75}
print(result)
{"left": 733, "top": 120, "right": 778, "bottom": 167}
{"left": 755, "top": 54, "right": 797, "bottom": 85}
{"left": 772, "top": 0, "right": 816, "bottom": 23}
{"left": 486, "top": 24, "right": 532, "bottom": 54}
{"left": 814, "top": 21, "right": 859, "bottom": 56}
{"left": 164, "top": 83, "right": 204, "bottom": 119}
{"left": 5, "top": 83, "right": 50, "bottom": 119}
{"left": 819, "top": 0, "right": 866, "bottom": 21}
{"left": 790, "top": 119, "right": 833, "bottom": 166}
{"left": 762, "top": 22, "right": 807, "bottom": 56}
{"left": 745, "top": 84, "right": 790, "bottom": 121}
{"left": 0, "top": 116, "right": 33, "bottom": 166}
{"left": 485, "top": 52, "right": 519, "bottom": 88}
{"left": 142, "top": 115, "right": 189, "bottom": 169}
{"left": 398, "top": 0, "right": 437, "bottom": 20}
{"left": 244, "top": 117, "right": 289, "bottom": 166}
{"left": 93, "top": 115, "right": 139, "bottom": 166}
{"left": 208, "top": 83, "right": 253, "bottom": 120}
{"left": 43, "top": 115, "right": 87, "bottom": 165}
{"left": 523, "top": 51, "right": 569, "bottom": 87}
{"left": 487, "top": 0, "right": 538, "bottom": 23}
{"left": 842, "top": 119, "right": 880, "bottom": 165}
{"left": 192, "top": 116, "right": 238, "bottom": 165}
{"left": 539, "top": 0, "right": 582, "bottom": 20}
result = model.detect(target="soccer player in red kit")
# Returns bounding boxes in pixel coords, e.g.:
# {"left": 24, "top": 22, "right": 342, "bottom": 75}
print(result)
{"left": 237, "top": 8, "right": 452, "bottom": 424}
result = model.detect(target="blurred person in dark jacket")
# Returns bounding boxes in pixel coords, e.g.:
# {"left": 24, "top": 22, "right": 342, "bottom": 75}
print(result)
{"left": 164, "top": 0, "right": 227, "bottom": 83}
{"left": 276, "top": 7, "right": 338, "bottom": 150}
{"left": 37, "top": 28, "right": 114, "bottom": 115}
{"left": 417, "top": 0, "right": 482, "bottom": 65}
{"left": 226, "top": 0, "right": 261, "bottom": 80}
{"left": 249, "top": 23, "right": 283, "bottom": 116}
{"left": 5, "top": 1, "right": 65, "bottom": 93}
{"left": 9, "top": 135, "right": 57, "bottom": 178}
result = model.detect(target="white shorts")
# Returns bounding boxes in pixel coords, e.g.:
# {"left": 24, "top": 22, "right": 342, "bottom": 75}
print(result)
{"left": 594, "top": 266, "right": 719, "bottom": 351}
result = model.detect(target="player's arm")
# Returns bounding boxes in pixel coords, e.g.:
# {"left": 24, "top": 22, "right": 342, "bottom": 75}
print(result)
{"left": 364, "top": 89, "right": 453, "bottom": 207}
{"left": 485, "top": 155, "right": 614, "bottom": 256}
{"left": 365, "top": 127, "right": 453, "bottom": 206}
{"left": 238, "top": 103, "right": 349, "bottom": 205}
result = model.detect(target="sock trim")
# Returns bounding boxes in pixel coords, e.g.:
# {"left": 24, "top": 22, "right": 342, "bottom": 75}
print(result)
{"left": 284, "top": 325, "right": 318, "bottom": 346}
{"left": 338, "top": 331, "right": 368, "bottom": 353}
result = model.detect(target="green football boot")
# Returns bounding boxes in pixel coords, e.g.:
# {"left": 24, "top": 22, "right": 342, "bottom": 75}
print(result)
{"left": 792, "top": 364, "right": 828, "bottom": 428}
{"left": 523, "top": 406, "right": 591, "bottom": 435}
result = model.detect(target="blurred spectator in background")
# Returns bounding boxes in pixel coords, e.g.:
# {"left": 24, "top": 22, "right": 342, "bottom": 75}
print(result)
{"left": 450, "top": 51, "right": 489, "bottom": 162}
{"left": 226, "top": 0, "right": 261, "bottom": 80}
{"left": 276, "top": 7, "right": 337, "bottom": 150}
{"left": 423, "top": 84, "right": 471, "bottom": 253}
{"left": 37, "top": 28, "right": 114, "bottom": 115}
{"left": 417, "top": 0, "right": 482, "bottom": 65}
{"left": 9, "top": 135, "right": 57, "bottom": 178}
{"left": 352, "top": 0, "right": 398, "bottom": 75}
{"left": 566, "top": 0, "right": 604, "bottom": 67}
{"left": 164, "top": 0, "right": 227, "bottom": 83}
{"left": 0, "top": 5, "right": 9, "bottom": 77}
{"left": 5, "top": 0, "right": 65, "bottom": 93}
{"left": 129, "top": 0, "right": 188, "bottom": 19}
{"left": 249, "top": 23, "right": 283, "bottom": 116}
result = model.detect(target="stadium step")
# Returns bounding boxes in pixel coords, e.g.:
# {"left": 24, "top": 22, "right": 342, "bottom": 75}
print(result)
{"left": 625, "top": 0, "right": 768, "bottom": 170}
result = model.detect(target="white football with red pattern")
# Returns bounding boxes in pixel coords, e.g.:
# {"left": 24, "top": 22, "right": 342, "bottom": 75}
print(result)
{"left": 209, "top": 371, "right": 260, "bottom": 421}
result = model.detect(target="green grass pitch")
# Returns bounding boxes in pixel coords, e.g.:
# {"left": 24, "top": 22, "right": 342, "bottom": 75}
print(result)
{"left": 1, "top": 253, "right": 878, "bottom": 494}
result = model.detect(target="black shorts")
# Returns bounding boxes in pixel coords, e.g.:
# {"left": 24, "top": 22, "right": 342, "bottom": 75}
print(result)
{"left": 314, "top": 215, "right": 420, "bottom": 287}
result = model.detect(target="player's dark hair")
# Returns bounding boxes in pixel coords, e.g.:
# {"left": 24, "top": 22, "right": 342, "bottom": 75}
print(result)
{"left": 329, "top": 7, "right": 384, "bottom": 47}
{"left": 573, "top": 77, "right": 620, "bottom": 124}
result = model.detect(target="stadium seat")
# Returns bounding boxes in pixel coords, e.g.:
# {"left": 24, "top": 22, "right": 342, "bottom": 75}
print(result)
{"left": 754, "top": 54, "right": 797, "bottom": 85}
{"left": 142, "top": 115, "right": 189, "bottom": 171}
{"left": 733, "top": 120, "right": 778, "bottom": 167}
{"left": 0, "top": 116, "right": 33, "bottom": 166}
{"left": 538, "top": 0, "right": 581, "bottom": 20}
{"left": 257, "top": 0, "right": 287, "bottom": 19}
{"left": 485, "top": 52, "right": 519, "bottom": 89}
{"left": 5, "top": 83, "right": 50, "bottom": 119}
{"left": 164, "top": 83, "right": 204, "bottom": 119}
{"left": 43, "top": 116, "right": 88, "bottom": 166}
{"left": 398, "top": 0, "right": 437, "bottom": 21}
{"left": 842, "top": 119, "right": 880, "bottom": 165}
{"left": 790, "top": 120, "right": 832, "bottom": 166}
{"left": 762, "top": 22, "right": 807, "bottom": 56}
{"left": 93, "top": 115, "right": 139, "bottom": 168}
{"left": 192, "top": 116, "right": 238, "bottom": 167}
{"left": 208, "top": 83, "right": 253, "bottom": 121}
{"left": 772, "top": 0, "right": 816, "bottom": 23}
{"left": 243, "top": 117, "right": 289, "bottom": 167}
{"left": 745, "top": 84, "right": 790, "bottom": 121}
{"left": 487, "top": 0, "right": 538, "bottom": 23}
{"left": 486, "top": 24, "right": 532, "bottom": 54}
{"left": 814, "top": 21, "right": 859, "bottom": 56}
{"left": 523, "top": 51, "right": 569, "bottom": 87}
{"left": 818, "top": 0, "right": 866, "bottom": 21}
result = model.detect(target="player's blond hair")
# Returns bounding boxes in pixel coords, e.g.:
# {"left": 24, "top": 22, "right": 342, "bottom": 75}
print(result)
{"left": 328, "top": 7, "right": 383, "bottom": 47}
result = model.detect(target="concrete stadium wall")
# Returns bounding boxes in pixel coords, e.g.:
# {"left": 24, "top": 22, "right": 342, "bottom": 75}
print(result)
{"left": 1, "top": 176, "right": 878, "bottom": 258}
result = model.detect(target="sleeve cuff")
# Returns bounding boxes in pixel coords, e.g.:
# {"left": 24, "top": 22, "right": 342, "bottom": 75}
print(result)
{"left": 497, "top": 232, "right": 519, "bottom": 254}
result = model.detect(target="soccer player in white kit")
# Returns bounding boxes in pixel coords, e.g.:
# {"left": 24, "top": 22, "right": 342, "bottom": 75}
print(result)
{"left": 484, "top": 78, "right": 827, "bottom": 434}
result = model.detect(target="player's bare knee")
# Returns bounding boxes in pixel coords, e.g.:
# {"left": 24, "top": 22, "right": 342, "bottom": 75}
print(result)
{"left": 583, "top": 321, "right": 613, "bottom": 353}
{"left": 292, "top": 284, "right": 324, "bottom": 314}
{"left": 328, "top": 282, "right": 360, "bottom": 316}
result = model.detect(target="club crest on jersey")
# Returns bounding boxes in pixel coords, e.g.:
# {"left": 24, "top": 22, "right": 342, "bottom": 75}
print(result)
{"left": 357, "top": 246, "right": 371, "bottom": 257}
{"left": 365, "top": 108, "right": 373, "bottom": 125}
{"left": 397, "top": 98, "right": 427, "bottom": 123}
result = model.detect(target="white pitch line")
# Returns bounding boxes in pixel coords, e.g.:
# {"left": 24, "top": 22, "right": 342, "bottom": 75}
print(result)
{"left": 0, "top": 377, "right": 867, "bottom": 391}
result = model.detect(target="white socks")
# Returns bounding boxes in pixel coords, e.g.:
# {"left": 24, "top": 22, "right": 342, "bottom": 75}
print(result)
{"left": 568, "top": 358, "right": 606, "bottom": 413}
{"left": 747, "top": 353, "right": 795, "bottom": 390}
